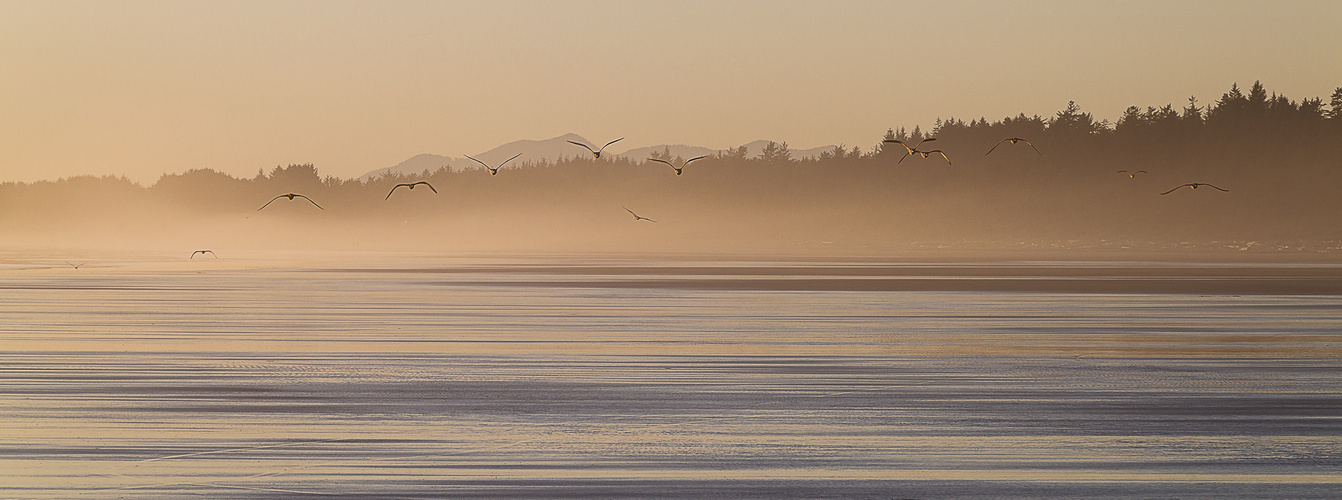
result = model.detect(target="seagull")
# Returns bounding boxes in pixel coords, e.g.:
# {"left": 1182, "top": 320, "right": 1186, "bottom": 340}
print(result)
{"left": 916, "top": 149, "right": 953, "bottom": 165}
{"left": 884, "top": 138, "right": 937, "bottom": 164}
{"left": 191, "top": 250, "right": 217, "bottom": 259}
{"left": 898, "top": 148, "right": 952, "bottom": 165}
{"left": 622, "top": 206, "right": 656, "bottom": 223}
{"left": 465, "top": 152, "right": 523, "bottom": 176}
{"left": 1160, "top": 183, "right": 1229, "bottom": 195}
{"left": 985, "top": 137, "right": 1041, "bottom": 155}
{"left": 65, "top": 262, "right": 83, "bottom": 270}
{"left": 385, "top": 181, "right": 438, "bottom": 200}
{"left": 1117, "top": 170, "right": 1148, "bottom": 178}
{"left": 648, "top": 155, "right": 708, "bottom": 176}
{"left": 258, "top": 193, "right": 324, "bottom": 210}
{"left": 568, "top": 138, "right": 623, "bottom": 159}
{"left": 883, "top": 137, "right": 936, "bottom": 158}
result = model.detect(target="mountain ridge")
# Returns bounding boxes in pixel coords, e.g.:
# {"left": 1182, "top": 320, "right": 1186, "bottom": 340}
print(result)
{"left": 359, "top": 134, "right": 839, "bottom": 181}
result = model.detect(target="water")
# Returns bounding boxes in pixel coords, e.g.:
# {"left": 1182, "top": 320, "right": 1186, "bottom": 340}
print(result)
{"left": 3, "top": 256, "right": 1341, "bottom": 498}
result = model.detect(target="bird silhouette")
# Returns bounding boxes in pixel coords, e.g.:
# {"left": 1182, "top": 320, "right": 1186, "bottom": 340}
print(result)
{"left": 1117, "top": 170, "right": 1148, "bottom": 178}
{"left": 1160, "top": 183, "right": 1228, "bottom": 195}
{"left": 898, "top": 148, "right": 951, "bottom": 165}
{"left": 648, "top": 155, "right": 708, "bottom": 176}
{"left": 883, "top": 137, "right": 936, "bottom": 160}
{"left": 385, "top": 181, "right": 438, "bottom": 200}
{"left": 885, "top": 138, "right": 938, "bottom": 164}
{"left": 465, "top": 152, "right": 523, "bottom": 176}
{"left": 191, "top": 250, "right": 217, "bottom": 259}
{"left": 623, "top": 206, "right": 656, "bottom": 223}
{"left": 985, "top": 137, "right": 1041, "bottom": 155}
{"left": 258, "top": 193, "right": 324, "bottom": 210}
{"left": 568, "top": 138, "right": 623, "bottom": 159}
{"left": 916, "top": 149, "right": 953, "bottom": 165}
{"left": 65, "top": 262, "right": 83, "bottom": 270}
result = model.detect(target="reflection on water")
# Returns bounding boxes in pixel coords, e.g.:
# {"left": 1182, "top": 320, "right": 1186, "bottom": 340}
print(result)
{"left": 2, "top": 257, "right": 1341, "bottom": 498}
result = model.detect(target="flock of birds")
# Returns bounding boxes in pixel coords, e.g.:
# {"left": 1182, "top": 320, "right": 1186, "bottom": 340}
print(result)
{"left": 883, "top": 136, "right": 1225, "bottom": 194}
{"left": 162, "top": 135, "right": 1226, "bottom": 261}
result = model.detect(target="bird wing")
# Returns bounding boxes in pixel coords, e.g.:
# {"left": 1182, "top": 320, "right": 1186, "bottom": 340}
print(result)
{"left": 419, "top": 181, "right": 438, "bottom": 193}
{"left": 258, "top": 195, "right": 286, "bottom": 210}
{"left": 295, "top": 194, "right": 324, "bottom": 210}
{"left": 883, "top": 140, "right": 915, "bottom": 154}
{"left": 1117, "top": 170, "right": 1130, "bottom": 174}
{"left": 623, "top": 206, "right": 637, "bottom": 218}
{"left": 191, "top": 251, "right": 200, "bottom": 258}
{"left": 599, "top": 137, "right": 624, "bottom": 152}
{"left": 932, "top": 151, "right": 952, "bottom": 165}
{"left": 1160, "top": 184, "right": 1193, "bottom": 195}
{"left": 683, "top": 155, "right": 709, "bottom": 165}
{"left": 385, "top": 185, "right": 405, "bottom": 200}
{"left": 648, "top": 158, "right": 674, "bottom": 166}
{"left": 1205, "top": 184, "right": 1229, "bottom": 192}
{"left": 501, "top": 152, "right": 523, "bottom": 167}
{"left": 1136, "top": 170, "right": 1148, "bottom": 174}
{"left": 896, "top": 151, "right": 911, "bottom": 164}
{"left": 914, "top": 137, "right": 936, "bottom": 148}
{"left": 567, "top": 141, "right": 597, "bottom": 154}
{"left": 985, "top": 138, "right": 1010, "bottom": 156}
{"left": 1022, "top": 140, "right": 1042, "bottom": 154}
{"left": 464, "top": 154, "right": 492, "bottom": 169}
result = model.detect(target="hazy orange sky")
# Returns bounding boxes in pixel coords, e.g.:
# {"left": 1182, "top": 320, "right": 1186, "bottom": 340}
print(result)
{"left": 2, "top": 0, "right": 1339, "bottom": 183}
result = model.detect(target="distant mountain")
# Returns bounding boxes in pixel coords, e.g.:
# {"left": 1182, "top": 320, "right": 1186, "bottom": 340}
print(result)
{"left": 360, "top": 154, "right": 470, "bottom": 181}
{"left": 614, "top": 144, "right": 719, "bottom": 162}
{"left": 613, "top": 141, "right": 837, "bottom": 162}
{"left": 360, "top": 134, "right": 838, "bottom": 180}
{"left": 730, "top": 141, "right": 837, "bottom": 160}
{"left": 360, "top": 133, "right": 588, "bottom": 181}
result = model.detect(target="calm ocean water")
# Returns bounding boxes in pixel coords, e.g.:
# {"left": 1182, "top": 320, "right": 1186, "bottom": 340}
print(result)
{"left": 2, "top": 256, "right": 1340, "bottom": 498}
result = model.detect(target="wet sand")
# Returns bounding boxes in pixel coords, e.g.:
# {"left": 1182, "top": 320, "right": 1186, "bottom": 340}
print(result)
{"left": 2, "top": 256, "right": 1340, "bottom": 498}
{"left": 330, "top": 262, "right": 1342, "bottom": 294}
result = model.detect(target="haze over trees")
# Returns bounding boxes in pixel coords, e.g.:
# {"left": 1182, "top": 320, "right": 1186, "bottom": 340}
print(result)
{"left": 3, "top": 82, "right": 1340, "bottom": 256}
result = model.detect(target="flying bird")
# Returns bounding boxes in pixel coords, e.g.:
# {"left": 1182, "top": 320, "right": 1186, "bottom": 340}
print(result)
{"left": 465, "top": 152, "right": 523, "bottom": 176}
{"left": 65, "top": 262, "right": 83, "bottom": 270}
{"left": 258, "top": 193, "right": 324, "bottom": 211}
{"left": 884, "top": 138, "right": 937, "bottom": 164}
{"left": 985, "top": 137, "right": 1042, "bottom": 155}
{"left": 1160, "top": 183, "right": 1228, "bottom": 195}
{"left": 191, "top": 250, "right": 217, "bottom": 259}
{"left": 622, "top": 206, "right": 656, "bottom": 223}
{"left": 898, "top": 148, "right": 952, "bottom": 165}
{"left": 1117, "top": 170, "right": 1148, "bottom": 178}
{"left": 385, "top": 181, "right": 438, "bottom": 200}
{"left": 915, "top": 149, "right": 953, "bottom": 165}
{"left": 883, "top": 137, "right": 936, "bottom": 156}
{"left": 568, "top": 138, "right": 623, "bottom": 159}
{"left": 648, "top": 155, "right": 708, "bottom": 176}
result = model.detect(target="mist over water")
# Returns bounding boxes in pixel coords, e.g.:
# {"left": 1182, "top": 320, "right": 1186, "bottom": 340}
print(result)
{"left": 4, "top": 82, "right": 1341, "bottom": 258}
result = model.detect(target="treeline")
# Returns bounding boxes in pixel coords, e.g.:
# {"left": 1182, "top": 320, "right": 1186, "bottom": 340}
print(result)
{"left": 3, "top": 82, "right": 1341, "bottom": 253}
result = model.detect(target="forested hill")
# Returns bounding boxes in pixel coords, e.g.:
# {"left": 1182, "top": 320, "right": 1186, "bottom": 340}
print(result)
{"left": 4, "top": 82, "right": 1341, "bottom": 256}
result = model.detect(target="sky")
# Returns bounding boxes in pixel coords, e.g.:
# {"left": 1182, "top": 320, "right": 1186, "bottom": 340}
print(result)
{"left": 2, "top": 0, "right": 1339, "bottom": 184}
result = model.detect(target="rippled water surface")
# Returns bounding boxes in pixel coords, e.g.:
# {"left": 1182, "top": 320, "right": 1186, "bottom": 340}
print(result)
{"left": 3, "top": 256, "right": 1341, "bottom": 498}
